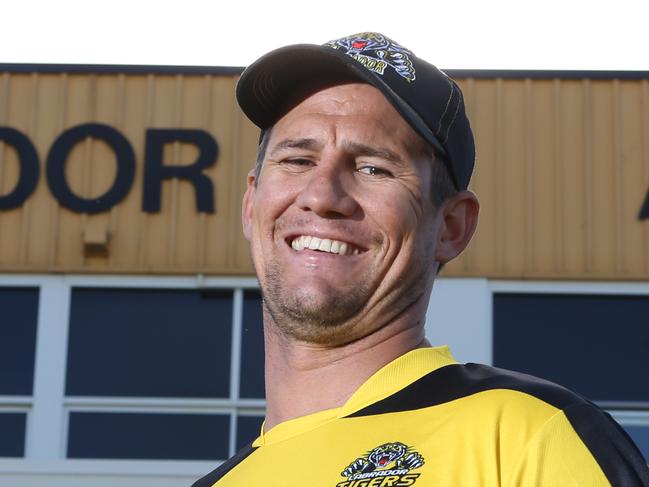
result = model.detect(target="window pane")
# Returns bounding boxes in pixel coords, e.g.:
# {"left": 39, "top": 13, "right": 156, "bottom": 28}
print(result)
{"left": 0, "top": 413, "right": 26, "bottom": 457}
{"left": 240, "top": 290, "right": 265, "bottom": 399}
{"left": 67, "top": 412, "right": 229, "bottom": 460}
{"left": 236, "top": 415, "right": 264, "bottom": 450}
{"left": 66, "top": 288, "right": 232, "bottom": 398}
{"left": 0, "top": 288, "right": 39, "bottom": 395}
{"left": 493, "top": 293, "right": 649, "bottom": 402}
{"left": 622, "top": 425, "right": 649, "bottom": 462}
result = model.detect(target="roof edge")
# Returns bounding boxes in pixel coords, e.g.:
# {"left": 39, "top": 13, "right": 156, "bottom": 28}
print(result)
{"left": 0, "top": 64, "right": 245, "bottom": 75}
{"left": 0, "top": 64, "right": 648, "bottom": 80}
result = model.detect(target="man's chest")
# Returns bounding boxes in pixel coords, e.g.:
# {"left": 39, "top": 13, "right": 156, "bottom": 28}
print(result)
{"left": 214, "top": 411, "right": 506, "bottom": 487}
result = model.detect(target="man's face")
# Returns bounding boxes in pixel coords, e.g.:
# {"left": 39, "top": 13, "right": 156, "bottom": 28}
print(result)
{"left": 242, "top": 82, "right": 445, "bottom": 346}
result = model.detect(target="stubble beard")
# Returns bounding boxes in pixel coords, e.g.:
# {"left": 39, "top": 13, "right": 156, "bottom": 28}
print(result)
{"left": 260, "top": 258, "right": 375, "bottom": 345}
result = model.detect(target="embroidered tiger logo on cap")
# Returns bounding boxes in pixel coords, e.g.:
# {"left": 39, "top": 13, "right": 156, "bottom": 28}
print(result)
{"left": 324, "top": 32, "right": 417, "bottom": 82}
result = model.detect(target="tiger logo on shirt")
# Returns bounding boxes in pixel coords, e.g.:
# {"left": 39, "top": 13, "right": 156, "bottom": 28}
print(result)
{"left": 336, "top": 441, "right": 424, "bottom": 487}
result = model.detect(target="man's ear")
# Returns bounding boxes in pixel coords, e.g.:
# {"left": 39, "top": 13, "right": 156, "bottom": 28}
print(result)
{"left": 434, "top": 190, "right": 479, "bottom": 264}
{"left": 241, "top": 169, "right": 257, "bottom": 241}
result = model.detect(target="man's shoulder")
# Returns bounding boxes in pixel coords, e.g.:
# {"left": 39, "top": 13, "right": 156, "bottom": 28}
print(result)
{"left": 346, "top": 362, "right": 649, "bottom": 485}
{"left": 190, "top": 444, "right": 257, "bottom": 487}
{"left": 346, "top": 361, "right": 591, "bottom": 418}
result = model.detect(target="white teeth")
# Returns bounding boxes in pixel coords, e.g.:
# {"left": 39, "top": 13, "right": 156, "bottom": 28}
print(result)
{"left": 289, "top": 235, "right": 360, "bottom": 255}
{"left": 319, "top": 239, "right": 332, "bottom": 252}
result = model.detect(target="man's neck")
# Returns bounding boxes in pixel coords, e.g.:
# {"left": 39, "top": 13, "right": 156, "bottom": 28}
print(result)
{"left": 262, "top": 310, "right": 429, "bottom": 431}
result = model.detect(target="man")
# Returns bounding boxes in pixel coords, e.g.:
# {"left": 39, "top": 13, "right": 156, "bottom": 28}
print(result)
{"left": 194, "top": 33, "right": 649, "bottom": 486}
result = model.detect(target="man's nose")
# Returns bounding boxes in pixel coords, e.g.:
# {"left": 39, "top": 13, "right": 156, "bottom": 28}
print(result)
{"left": 295, "top": 162, "right": 359, "bottom": 218}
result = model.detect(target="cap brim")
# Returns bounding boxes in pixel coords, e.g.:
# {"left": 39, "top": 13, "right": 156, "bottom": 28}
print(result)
{"left": 236, "top": 44, "right": 447, "bottom": 158}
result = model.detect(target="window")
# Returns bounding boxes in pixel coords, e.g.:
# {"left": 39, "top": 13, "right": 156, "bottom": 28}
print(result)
{"left": 491, "top": 285, "right": 649, "bottom": 461}
{"left": 62, "top": 284, "right": 265, "bottom": 460}
{"left": 624, "top": 425, "right": 649, "bottom": 462}
{"left": 66, "top": 288, "right": 233, "bottom": 398}
{"left": 67, "top": 412, "right": 230, "bottom": 460}
{"left": 3, "top": 277, "right": 646, "bottom": 473}
{"left": 0, "top": 275, "right": 264, "bottom": 465}
{"left": 493, "top": 293, "right": 649, "bottom": 403}
{"left": 240, "top": 290, "right": 265, "bottom": 399}
{"left": 236, "top": 414, "right": 264, "bottom": 450}
{"left": 0, "top": 287, "right": 39, "bottom": 458}
{"left": 0, "top": 287, "right": 39, "bottom": 396}
{"left": 0, "top": 413, "right": 27, "bottom": 457}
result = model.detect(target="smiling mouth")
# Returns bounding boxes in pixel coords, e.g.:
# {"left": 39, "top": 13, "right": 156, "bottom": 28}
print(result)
{"left": 289, "top": 235, "right": 362, "bottom": 256}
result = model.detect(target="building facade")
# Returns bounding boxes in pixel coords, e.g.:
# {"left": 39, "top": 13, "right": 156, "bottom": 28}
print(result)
{"left": 0, "top": 65, "right": 648, "bottom": 486}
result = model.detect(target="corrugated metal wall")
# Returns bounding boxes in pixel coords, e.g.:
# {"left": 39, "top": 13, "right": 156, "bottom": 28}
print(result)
{"left": 452, "top": 77, "right": 649, "bottom": 279}
{"left": 0, "top": 71, "right": 258, "bottom": 274}
{"left": 0, "top": 68, "right": 648, "bottom": 279}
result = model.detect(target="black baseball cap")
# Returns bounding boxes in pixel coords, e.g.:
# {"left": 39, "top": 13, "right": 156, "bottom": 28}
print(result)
{"left": 236, "top": 32, "right": 475, "bottom": 190}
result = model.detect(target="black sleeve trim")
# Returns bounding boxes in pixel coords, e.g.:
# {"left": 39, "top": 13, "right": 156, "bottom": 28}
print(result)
{"left": 345, "top": 363, "right": 585, "bottom": 417}
{"left": 191, "top": 443, "right": 257, "bottom": 487}
{"left": 563, "top": 404, "right": 649, "bottom": 486}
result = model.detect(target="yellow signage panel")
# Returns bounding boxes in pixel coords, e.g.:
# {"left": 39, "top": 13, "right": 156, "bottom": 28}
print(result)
{"left": 0, "top": 70, "right": 258, "bottom": 274}
{"left": 0, "top": 68, "right": 647, "bottom": 279}
{"left": 453, "top": 77, "right": 649, "bottom": 280}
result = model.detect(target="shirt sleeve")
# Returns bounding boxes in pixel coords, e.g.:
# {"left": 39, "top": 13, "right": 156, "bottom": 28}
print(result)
{"left": 508, "top": 403, "right": 649, "bottom": 487}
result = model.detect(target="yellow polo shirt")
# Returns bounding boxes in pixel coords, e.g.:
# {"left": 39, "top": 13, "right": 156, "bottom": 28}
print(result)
{"left": 193, "top": 347, "right": 649, "bottom": 486}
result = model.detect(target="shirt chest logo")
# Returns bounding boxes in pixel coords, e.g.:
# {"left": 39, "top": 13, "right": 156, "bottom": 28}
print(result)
{"left": 336, "top": 441, "right": 424, "bottom": 487}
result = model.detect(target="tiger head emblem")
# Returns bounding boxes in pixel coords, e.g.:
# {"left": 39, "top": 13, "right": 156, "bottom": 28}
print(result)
{"left": 340, "top": 441, "right": 425, "bottom": 479}
{"left": 367, "top": 441, "right": 408, "bottom": 468}
{"left": 324, "top": 32, "right": 417, "bottom": 82}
